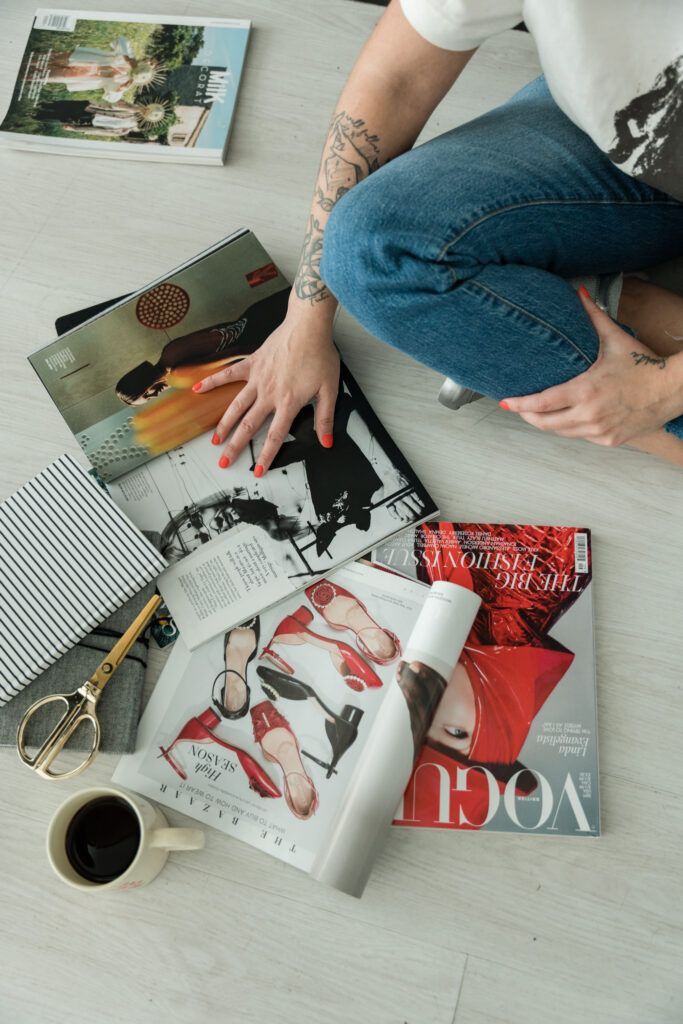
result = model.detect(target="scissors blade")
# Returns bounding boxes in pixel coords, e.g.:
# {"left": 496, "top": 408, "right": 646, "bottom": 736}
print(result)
{"left": 89, "top": 594, "right": 162, "bottom": 692}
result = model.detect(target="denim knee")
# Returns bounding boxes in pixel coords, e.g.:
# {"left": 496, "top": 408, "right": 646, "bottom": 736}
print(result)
{"left": 320, "top": 183, "right": 379, "bottom": 307}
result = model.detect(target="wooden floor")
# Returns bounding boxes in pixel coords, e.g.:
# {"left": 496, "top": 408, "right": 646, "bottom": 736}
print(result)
{"left": 1, "top": 3, "right": 682, "bottom": 1022}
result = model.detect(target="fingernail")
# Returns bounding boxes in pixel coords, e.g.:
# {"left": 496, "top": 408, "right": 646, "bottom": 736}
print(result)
{"left": 218, "top": 455, "right": 230, "bottom": 469}
{"left": 499, "top": 400, "right": 510, "bottom": 410}
{"left": 192, "top": 382, "right": 203, "bottom": 393}
{"left": 578, "top": 286, "right": 591, "bottom": 300}
{"left": 211, "top": 433, "right": 221, "bottom": 446}
{"left": 322, "top": 434, "right": 334, "bottom": 449}
{"left": 254, "top": 464, "right": 264, "bottom": 478}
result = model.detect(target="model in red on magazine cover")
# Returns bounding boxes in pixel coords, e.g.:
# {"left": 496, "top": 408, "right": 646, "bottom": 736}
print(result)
{"left": 390, "top": 522, "right": 598, "bottom": 835}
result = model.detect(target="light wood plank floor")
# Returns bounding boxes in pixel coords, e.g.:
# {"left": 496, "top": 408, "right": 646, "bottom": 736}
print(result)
{"left": 1, "top": 3, "right": 682, "bottom": 1022}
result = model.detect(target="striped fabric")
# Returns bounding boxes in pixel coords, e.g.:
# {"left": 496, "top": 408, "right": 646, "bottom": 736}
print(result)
{"left": 0, "top": 454, "right": 167, "bottom": 705}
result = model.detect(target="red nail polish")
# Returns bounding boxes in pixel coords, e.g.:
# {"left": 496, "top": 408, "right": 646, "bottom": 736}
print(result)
{"left": 211, "top": 433, "right": 220, "bottom": 446}
{"left": 192, "top": 382, "right": 203, "bottom": 393}
{"left": 254, "top": 464, "right": 264, "bottom": 478}
{"left": 578, "top": 286, "right": 591, "bottom": 300}
{"left": 499, "top": 400, "right": 510, "bottom": 410}
{"left": 322, "top": 434, "right": 334, "bottom": 449}
{"left": 218, "top": 455, "right": 230, "bottom": 469}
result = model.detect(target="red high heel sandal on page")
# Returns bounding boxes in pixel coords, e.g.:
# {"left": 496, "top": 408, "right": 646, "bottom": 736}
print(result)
{"left": 251, "top": 700, "right": 318, "bottom": 820}
{"left": 304, "top": 580, "right": 401, "bottom": 665}
{"left": 158, "top": 708, "right": 281, "bottom": 798}
{"left": 259, "top": 606, "right": 382, "bottom": 692}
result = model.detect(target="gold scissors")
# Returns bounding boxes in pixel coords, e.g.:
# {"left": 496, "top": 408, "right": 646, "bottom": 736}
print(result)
{"left": 17, "top": 595, "right": 161, "bottom": 781}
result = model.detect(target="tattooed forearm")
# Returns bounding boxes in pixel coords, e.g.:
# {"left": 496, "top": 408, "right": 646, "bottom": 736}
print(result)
{"left": 319, "top": 111, "right": 380, "bottom": 210}
{"left": 295, "top": 215, "right": 328, "bottom": 303}
{"left": 631, "top": 351, "right": 668, "bottom": 369}
{"left": 294, "top": 110, "right": 382, "bottom": 305}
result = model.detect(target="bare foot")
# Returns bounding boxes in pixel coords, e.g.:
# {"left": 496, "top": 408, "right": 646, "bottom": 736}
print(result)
{"left": 618, "top": 277, "right": 683, "bottom": 357}
{"left": 618, "top": 277, "right": 683, "bottom": 467}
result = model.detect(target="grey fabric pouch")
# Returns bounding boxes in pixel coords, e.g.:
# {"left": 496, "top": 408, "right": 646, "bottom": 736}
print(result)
{"left": 0, "top": 583, "right": 155, "bottom": 754}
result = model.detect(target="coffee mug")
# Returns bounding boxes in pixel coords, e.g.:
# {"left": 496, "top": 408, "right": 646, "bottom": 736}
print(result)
{"left": 47, "top": 785, "right": 204, "bottom": 892}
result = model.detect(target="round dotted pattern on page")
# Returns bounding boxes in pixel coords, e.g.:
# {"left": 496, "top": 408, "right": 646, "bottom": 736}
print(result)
{"left": 136, "top": 283, "right": 190, "bottom": 330}
{"left": 81, "top": 420, "right": 148, "bottom": 476}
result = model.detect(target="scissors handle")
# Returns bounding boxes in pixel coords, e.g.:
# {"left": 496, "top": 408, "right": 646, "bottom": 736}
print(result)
{"left": 16, "top": 688, "right": 101, "bottom": 781}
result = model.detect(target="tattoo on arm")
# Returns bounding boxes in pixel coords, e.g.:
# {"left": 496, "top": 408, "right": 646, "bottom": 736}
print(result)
{"left": 294, "top": 110, "right": 382, "bottom": 304}
{"left": 296, "top": 215, "right": 328, "bottom": 304}
{"left": 631, "top": 351, "right": 668, "bottom": 369}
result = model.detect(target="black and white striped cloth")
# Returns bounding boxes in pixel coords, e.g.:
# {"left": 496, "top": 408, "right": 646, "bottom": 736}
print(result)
{"left": 0, "top": 454, "right": 167, "bottom": 706}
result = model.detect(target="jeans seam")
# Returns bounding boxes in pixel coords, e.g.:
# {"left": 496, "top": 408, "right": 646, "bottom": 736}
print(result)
{"left": 436, "top": 198, "right": 682, "bottom": 261}
{"left": 464, "top": 278, "right": 595, "bottom": 366}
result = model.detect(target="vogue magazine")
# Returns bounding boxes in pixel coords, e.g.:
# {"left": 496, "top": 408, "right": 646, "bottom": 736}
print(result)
{"left": 113, "top": 562, "right": 481, "bottom": 896}
{"left": 371, "top": 523, "right": 600, "bottom": 837}
{"left": 0, "top": 9, "right": 249, "bottom": 163}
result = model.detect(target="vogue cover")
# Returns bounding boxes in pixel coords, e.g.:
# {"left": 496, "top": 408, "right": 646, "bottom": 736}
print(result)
{"left": 0, "top": 10, "right": 250, "bottom": 163}
{"left": 372, "top": 523, "right": 600, "bottom": 837}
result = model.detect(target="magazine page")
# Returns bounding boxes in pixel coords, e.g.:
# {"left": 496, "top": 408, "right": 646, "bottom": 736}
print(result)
{"left": 371, "top": 523, "right": 600, "bottom": 837}
{"left": 310, "top": 581, "right": 481, "bottom": 896}
{"left": 0, "top": 10, "right": 249, "bottom": 161}
{"left": 28, "top": 230, "right": 289, "bottom": 481}
{"left": 112, "top": 562, "right": 429, "bottom": 880}
{"left": 107, "top": 366, "right": 436, "bottom": 646}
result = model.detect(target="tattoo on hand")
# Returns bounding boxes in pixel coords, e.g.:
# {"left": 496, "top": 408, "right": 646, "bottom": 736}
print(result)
{"left": 630, "top": 351, "right": 668, "bottom": 369}
{"left": 294, "top": 110, "right": 381, "bottom": 305}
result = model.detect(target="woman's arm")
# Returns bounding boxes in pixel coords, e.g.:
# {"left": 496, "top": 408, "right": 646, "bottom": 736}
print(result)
{"left": 291, "top": 1, "right": 475, "bottom": 311}
{"left": 194, "top": 0, "right": 475, "bottom": 474}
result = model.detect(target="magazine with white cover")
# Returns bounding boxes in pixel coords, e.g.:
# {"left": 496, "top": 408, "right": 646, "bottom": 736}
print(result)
{"left": 0, "top": 10, "right": 250, "bottom": 164}
{"left": 113, "top": 562, "right": 481, "bottom": 896}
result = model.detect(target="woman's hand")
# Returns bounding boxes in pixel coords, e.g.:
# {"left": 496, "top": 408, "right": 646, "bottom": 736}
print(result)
{"left": 193, "top": 301, "right": 340, "bottom": 475}
{"left": 500, "top": 287, "right": 682, "bottom": 447}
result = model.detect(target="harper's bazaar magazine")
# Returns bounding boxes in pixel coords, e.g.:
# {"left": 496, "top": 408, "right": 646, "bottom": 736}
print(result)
{"left": 114, "top": 564, "right": 482, "bottom": 896}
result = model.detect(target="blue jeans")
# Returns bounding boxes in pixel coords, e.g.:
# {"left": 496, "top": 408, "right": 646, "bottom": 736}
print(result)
{"left": 321, "top": 76, "right": 683, "bottom": 439}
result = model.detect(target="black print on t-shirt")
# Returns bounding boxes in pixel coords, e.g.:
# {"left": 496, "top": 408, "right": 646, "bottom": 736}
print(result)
{"left": 608, "top": 56, "right": 682, "bottom": 197}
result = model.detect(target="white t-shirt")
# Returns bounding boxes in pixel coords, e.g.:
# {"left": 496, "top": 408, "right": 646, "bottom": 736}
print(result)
{"left": 400, "top": 0, "right": 682, "bottom": 200}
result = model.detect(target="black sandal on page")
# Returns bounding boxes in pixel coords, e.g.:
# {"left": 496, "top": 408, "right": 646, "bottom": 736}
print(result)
{"left": 212, "top": 617, "right": 260, "bottom": 720}
{"left": 257, "top": 665, "right": 364, "bottom": 779}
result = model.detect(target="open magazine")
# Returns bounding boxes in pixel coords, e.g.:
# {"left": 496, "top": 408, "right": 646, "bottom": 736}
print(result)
{"left": 371, "top": 522, "right": 600, "bottom": 836}
{"left": 0, "top": 10, "right": 250, "bottom": 164}
{"left": 113, "top": 561, "right": 481, "bottom": 896}
{"left": 30, "top": 230, "right": 289, "bottom": 479}
{"left": 32, "top": 229, "right": 437, "bottom": 641}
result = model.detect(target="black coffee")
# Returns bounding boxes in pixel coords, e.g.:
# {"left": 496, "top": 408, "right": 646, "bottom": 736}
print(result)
{"left": 65, "top": 796, "right": 141, "bottom": 883}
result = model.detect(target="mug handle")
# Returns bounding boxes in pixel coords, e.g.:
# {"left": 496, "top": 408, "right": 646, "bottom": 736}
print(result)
{"left": 150, "top": 828, "right": 205, "bottom": 852}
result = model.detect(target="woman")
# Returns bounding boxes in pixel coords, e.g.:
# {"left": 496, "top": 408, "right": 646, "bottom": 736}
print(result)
{"left": 42, "top": 39, "right": 164, "bottom": 101}
{"left": 193, "top": 1, "right": 683, "bottom": 470}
